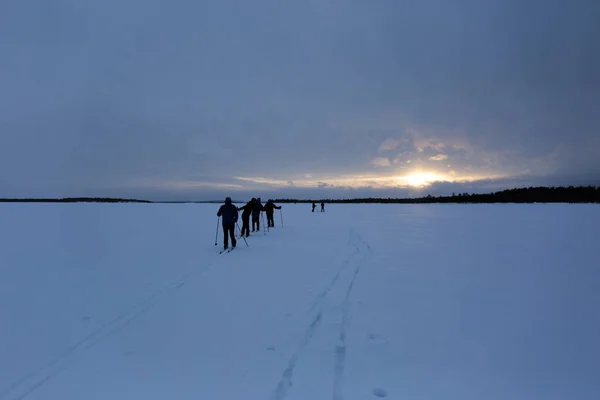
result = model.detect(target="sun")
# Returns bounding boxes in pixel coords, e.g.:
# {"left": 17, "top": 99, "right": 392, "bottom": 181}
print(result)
{"left": 398, "top": 172, "right": 444, "bottom": 187}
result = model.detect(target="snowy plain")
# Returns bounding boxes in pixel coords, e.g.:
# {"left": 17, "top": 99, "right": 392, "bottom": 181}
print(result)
{"left": 1, "top": 202, "right": 599, "bottom": 400}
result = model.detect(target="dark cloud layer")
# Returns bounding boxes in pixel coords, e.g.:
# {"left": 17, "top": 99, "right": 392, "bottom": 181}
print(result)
{"left": 1, "top": 0, "right": 599, "bottom": 200}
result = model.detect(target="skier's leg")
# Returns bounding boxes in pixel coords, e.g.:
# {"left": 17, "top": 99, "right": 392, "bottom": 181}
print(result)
{"left": 229, "top": 223, "right": 237, "bottom": 247}
{"left": 222, "top": 223, "right": 229, "bottom": 248}
{"left": 242, "top": 217, "right": 249, "bottom": 236}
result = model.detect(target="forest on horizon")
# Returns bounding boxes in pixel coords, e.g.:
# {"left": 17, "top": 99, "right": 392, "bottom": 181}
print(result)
{"left": 0, "top": 185, "right": 599, "bottom": 204}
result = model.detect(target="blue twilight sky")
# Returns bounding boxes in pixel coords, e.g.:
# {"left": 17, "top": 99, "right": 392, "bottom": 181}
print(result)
{"left": 1, "top": 0, "right": 599, "bottom": 201}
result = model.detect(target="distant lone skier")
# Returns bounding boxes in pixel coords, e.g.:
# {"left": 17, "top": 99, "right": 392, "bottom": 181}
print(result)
{"left": 312, "top": 202, "right": 316, "bottom": 212}
{"left": 237, "top": 198, "right": 255, "bottom": 237}
{"left": 263, "top": 199, "right": 282, "bottom": 228}
{"left": 321, "top": 202, "right": 325, "bottom": 212}
{"left": 217, "top": 197, "right": 238, "bottom": 250}
{"left": 252, "top": 197, "right": 264, "bottom": 231}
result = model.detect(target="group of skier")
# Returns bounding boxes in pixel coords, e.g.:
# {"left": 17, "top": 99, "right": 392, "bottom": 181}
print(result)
{"left": 312, "top": 201, "right": 325, "bottom": 212}
{"left": 216, "top": 197, "right": 282, "bottom": 250}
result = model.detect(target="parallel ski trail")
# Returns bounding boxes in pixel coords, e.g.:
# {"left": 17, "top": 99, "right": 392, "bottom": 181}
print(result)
{"left": 269, "top": 230, "right": 371, "bottom": 400}
{"left": 0, "top": 262, "right": 211, "bottom": 400}
{"left": 308, "top": 230, "right": 359, "bottom": 313}
{"left": 270, "top": 311, "right": 323, "bottom": 400}
{"left": 333, "top": 262, "right": 362, "bottom": 400}
{"left": 333, "top": 233, "right": 371, "bottom": 400}
{"left": 307, "top": 252, "right": 358, "bottom": 313}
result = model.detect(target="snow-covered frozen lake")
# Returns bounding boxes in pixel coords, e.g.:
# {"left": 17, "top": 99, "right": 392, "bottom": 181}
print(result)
{"left": 1, "top": 202, "right": 599, "bottom": 399}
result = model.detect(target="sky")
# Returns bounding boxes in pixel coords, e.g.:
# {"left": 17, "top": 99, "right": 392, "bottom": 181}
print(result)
{"left": 1, "top": 0, "right": 599, "bottom": 201}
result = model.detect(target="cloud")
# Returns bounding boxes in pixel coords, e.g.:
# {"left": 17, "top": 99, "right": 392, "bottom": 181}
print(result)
{"left": 429, "top": 154, "right": 449, "bottom": 161}
{"left": 378, "top": 138, "right": 400, "bottom": 152}
{"left": 0, "top": 0, "right": 599, "bottom": 200}
{"left": 371, "top": 157, "right": 391, "bottom": 168}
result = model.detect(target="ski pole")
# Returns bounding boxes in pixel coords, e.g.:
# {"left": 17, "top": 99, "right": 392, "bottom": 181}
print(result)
{"left": 262, "top": 212, "right": 267, "bottom": 234}
{"left": 236, "top": 222, "right": 249, "bottom": 247}
{"left": 214, "top": 216, "right": 220, "bottom": 246}
{"left": 280, "top": 209, "right": 284, "bottom": 227}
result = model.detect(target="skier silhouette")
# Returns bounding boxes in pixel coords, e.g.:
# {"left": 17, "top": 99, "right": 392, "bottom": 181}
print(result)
{"left": 252, "top": 197, "right": 264, "bottom": 231}
{"left": 263, "top": 199, "right": 282, "bottom": 228}
{"left": 237, "top": 198, "right": 255, "bottom": 237}
{"left": 217, "top": 197, "right": 238, "bottom": 250}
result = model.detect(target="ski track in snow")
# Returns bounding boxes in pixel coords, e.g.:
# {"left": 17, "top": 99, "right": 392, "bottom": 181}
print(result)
{"left": 270, "top": 311, "right": 324, "bottom": 400}
{"left": 4, "top": 226, "right": 374, "bottom": 400}
{"left": 357, "top": 234, "right": 374, "bottom": 255}
{"left": 333, "top": 232, "right": 370, "bottom": 400}
{"left": 333, "top": 261, "right": 362, "bottom": 400}
{"left": 307, "top": 229, "right": 361, "bottom": 314}
{"left": 0, "top": 262, "right": 213, "bottom": 400}
{"left": 308, "top": 252, "right": 359, "bottom": 313}
{"left": 270, "top": 230, "right": 373, "bottom": 400}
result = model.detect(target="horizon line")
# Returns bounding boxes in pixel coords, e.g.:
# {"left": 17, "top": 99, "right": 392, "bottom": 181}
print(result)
{"left": 1, "top": 185, "right": 599, "bottom": 203}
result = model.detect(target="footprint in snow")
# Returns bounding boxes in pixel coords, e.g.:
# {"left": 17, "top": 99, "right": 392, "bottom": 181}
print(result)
{"left": 373, "top": 388, "right": 388, "bottom": 397}
{"left": 267, "top": 346, "right": 276, "bottom": 351}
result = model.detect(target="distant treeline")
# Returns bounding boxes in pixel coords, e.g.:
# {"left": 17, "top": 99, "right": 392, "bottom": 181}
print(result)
{"left": 274, "top": 186, "right": 600, "bottom": 204}
{"left": 2, "top": 185, "right": 599, "bottom": 204}
{"left": 0, "top": 197, "right": 152, "bottom": 203}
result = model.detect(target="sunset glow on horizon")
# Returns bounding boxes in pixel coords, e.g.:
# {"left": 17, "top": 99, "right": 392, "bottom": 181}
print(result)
{"left": 1, "top": 0, "right": 597, "bottom": 202}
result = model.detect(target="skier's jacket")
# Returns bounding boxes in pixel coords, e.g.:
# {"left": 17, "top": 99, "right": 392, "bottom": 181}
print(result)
{"left": 252, "top": 200, "right": 263, "bottom": 219}
{"left": 217, "top": 200, "right": 238, "bottom": 224}
{"left": 263, "top": 201, "right": 281, "bottom": 215}
{"left": 238, "top": 201, "right": 254, "bottom": 218}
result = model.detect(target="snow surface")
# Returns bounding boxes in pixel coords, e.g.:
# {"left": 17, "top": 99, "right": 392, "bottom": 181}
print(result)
{"left": 1, "top": 203, "right": 599, "bottom": 400}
